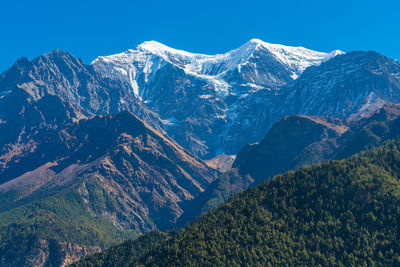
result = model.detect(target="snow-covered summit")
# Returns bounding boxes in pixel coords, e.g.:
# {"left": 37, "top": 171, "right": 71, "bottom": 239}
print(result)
{"left": 137, "top": 40, "right": 199, "bottom": 58}
{"left": 238, "top": 39, "right": 344, "bottom": 78}
{"left": 89, "top": 42, "right": 400, "bottom": 160}
{"left": 92, "top": 39, "right": 343, "bottom": 97}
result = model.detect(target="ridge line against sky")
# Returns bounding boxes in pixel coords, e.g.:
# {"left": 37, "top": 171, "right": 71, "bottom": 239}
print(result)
{"left": 1, "top": 0, "right": 399, "bottom": 72}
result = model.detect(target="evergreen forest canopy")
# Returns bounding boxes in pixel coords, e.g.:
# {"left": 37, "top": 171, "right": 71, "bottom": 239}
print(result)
{"left": 74, "top": 137, "right": 400, "bottom": 266}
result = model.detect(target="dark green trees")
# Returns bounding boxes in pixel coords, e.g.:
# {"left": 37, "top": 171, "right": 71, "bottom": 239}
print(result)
{"left": 75, "top": 138, "right": 400, "bottom": 266}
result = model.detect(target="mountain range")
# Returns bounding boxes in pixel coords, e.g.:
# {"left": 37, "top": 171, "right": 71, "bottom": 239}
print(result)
{"left": 1, "top": 39, "right": 400, "bottom": 266}
{"left": 91, "top": 41, "right": 400, "bottom": 159}
{"left": 0, "top": 110, "right": 217, "bottom": 266}
{"left": 92, "top": 39, "right": 343, "bottom": 158}
{"left": 177, "top": 103, "right": 400, "bottom": 226}
{"left": 73, "top": 137, "right": 400, "bottom": 266}
{"left": 3, "top": 40, "right": 400, "bottom": 161}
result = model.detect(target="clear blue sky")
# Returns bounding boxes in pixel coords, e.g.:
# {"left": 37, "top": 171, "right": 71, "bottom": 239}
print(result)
{"left": 1, "top": 0, "right": 399, "bottom": 72}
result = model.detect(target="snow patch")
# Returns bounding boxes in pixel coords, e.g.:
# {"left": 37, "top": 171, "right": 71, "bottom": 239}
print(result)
{"left": 162, "top": 117, "right": 178, "bottom": 126}
{"left": 92, "top": 39, "right": 343, "bottom": 101}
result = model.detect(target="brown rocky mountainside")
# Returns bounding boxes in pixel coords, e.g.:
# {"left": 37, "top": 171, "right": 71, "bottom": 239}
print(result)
{"left": 0, "top": 109, "right": 217, "bottom": 266}
{"left": 0, "top": 49, "right": 218, "bottom": 266}
{"left": 0, "top": 110, "right": 217, "bottom": 230}
{"left": 205, "top": 153, "right": 236, "bottom": 172}
{"left": 0, "top": 50, "right": 161, "bottom": 125}
{"left": 0, "top": 50, "right": 164, "bottom": 160}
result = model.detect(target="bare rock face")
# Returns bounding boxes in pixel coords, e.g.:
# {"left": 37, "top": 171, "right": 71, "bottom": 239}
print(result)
{"left": 280, "top": 51, "right": 400, "bottom": 120}
{"left": 0, "top": 111, "right": 217, "bottom": 229}
{"left": 60, "top": 243, "right": 101, "bottom": 267}
{"left": 0, "top": 50, "right": 164, "bottom": 144}
{"left": 205, "top": 153, "right": 236, "bottom": 172}
{"left": 92, "top": 40, "right": 342, "bottom": 158}
{"left": 23, "top": 240, "right": 101, "bottom": 267}
{"left": 0, "top": 110, "right": 217, "bottom": 266}
{"left": 234, "top": 103, "right": 400, "bottom": 183}
{"left": 92, "top": 43, "right": 400, "bottom": 159}
{"left": 180, "top": 104, "right": 400, "bottom": 225}
{"left": 234, "top": 115, "right": 348, "bottom": 182}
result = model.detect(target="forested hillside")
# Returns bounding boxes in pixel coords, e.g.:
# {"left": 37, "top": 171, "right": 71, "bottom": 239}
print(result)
{"left": 74, "top": 137, "right": 400, "bottom": 266}
{"left": 178, "top": 104, "right": 400, "bottom": 226}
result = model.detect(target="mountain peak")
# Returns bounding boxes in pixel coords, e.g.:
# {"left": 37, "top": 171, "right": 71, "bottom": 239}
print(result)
{"left": 244, "top": 38, "right": 300, "bottom": 50}
{"left": 15, "top": 56, "right": 30, "bottom": 65}
{"left": 34, "top": 49, "right": 84, "bottom": 70}
{"left": 4, "top": 56, "right": 32, "bottom": 72}
{"left": 137, "top": 40, "right": 197, "bottom": 58}
{"left": 91, "top": 40, "right": 346, "bottom": 157}
{"left": 247, "top": 38, "right": 264, "bottom": 44}
{"left": 41, "top": 49, "right": 75, "bottom": 59}
{"left": 238, "top": 39, "right": 345, "bottom": 78}
{"left": 138, "top": 40, "right": 170, "bottom": 51}
{"left": 329, "top": 49, "right": 345, "bottom": 57}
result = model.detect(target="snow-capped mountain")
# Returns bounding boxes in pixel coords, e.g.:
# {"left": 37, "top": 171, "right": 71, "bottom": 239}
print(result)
{"left": 92, "top": 39, "right": 343, "bottom": 158}
{"left": 0, "top": 50, "right": 164, "bottom": 131}
{"left": 1, "top": 41, "right": 400, "bottom": 267}
{"left": 4, "top": 40, "right": 398, "bottom": 160}
{"left": 93, "top": 39, "right": 341, "bottom": 97}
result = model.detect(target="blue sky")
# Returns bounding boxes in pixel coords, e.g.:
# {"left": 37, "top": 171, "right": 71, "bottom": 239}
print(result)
{"left": 1, "top": 0, "right": 399, "bottom": 72}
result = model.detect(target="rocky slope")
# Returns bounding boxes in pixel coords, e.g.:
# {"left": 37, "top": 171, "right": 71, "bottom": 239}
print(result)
{"left": 92, "top": 39, "right": 342, "bottom": 158}
{"left": 234, "top": 115, "right": 349, "bottom": 183}
{"left": 280, "top": 51, "right": 400, "bottom": 120}
{"left": 204, "top": 153, "right": 236, "bottom": 172}
{"left": 74, "top": 137, "right": 400, "bottom": 266}
{"left": 0, "top": 111, "right": 217, "bottom": 225}
{"left": 177, "top": 104, "right": 400, "bottom": 226}
{"left": 0, "top": 109, "right": 217, "bottom": 266}
{"left": 0, "top": 49, "right": 171, "bottom": 181}
{"left": 0, "top": 49, "right": 164, "bottom": 139}
{"left": 1, "top": 49, "right": 162, "bottom": 119}
{"left": 92, "top": 42, "right": 400, "bottom": 159}
{"left": 3, "top": 44, "right": 399, "bottom": 161}
{"left": 235, "top": 103, "right": 400, "bottom": 182}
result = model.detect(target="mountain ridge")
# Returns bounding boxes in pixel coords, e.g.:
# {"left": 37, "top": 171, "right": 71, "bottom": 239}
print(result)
{"left": 73, "top": 137, "right": 400, "bottom": 266}
{"left": 5, "top": 43, "right": 397, "bottom": 160}
{"left": 92, "top": 39, "right": 344, "bottom": 158}
{"left": 1, "top": 41, "right": 400, "bottom": 266}
{"left": 177, "top": 103, "right": 400, "bottom": 226}
{"left": 0, "top": 108, "right": 218, "bottom": 266}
